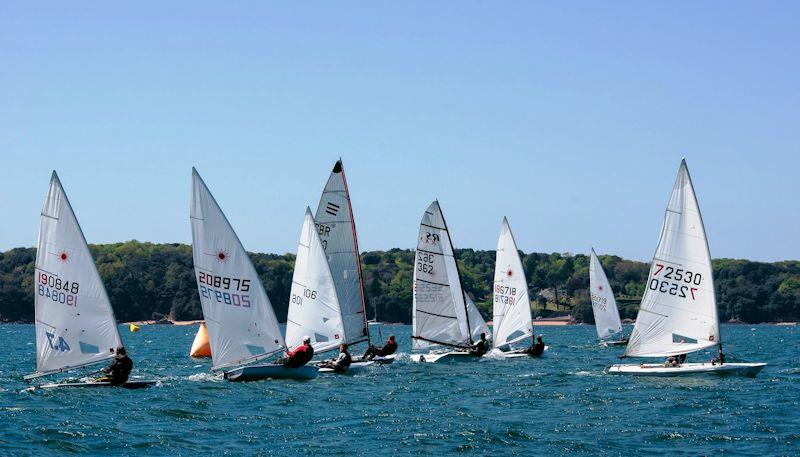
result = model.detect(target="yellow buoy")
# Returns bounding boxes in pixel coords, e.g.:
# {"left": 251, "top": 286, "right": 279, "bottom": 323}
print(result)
{"left": 129, "top": 323, "right": 140, "bottom": 332}
{"left": 190, "top": 322, "right": 211, "bottom": 358}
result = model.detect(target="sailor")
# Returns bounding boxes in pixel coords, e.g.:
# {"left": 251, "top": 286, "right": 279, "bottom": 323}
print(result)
{"left": 678, "top": 353, "right": 687, "bottom": 365}
{"left": 320, "top": 343, "right": 352, "bottom": 373}
{"left": 280, "top": 336, "right": 315, "bottom": 368}
{"left": 97, "top": 346, "right": 133, "bottom": 386}
{"left": 519, "top": 335, "right": 546, "bottom": 356}
{"left": 362, "top": 335, "right": 398, "bottom": 360}
{"left": 469, "top": 333, "right": 489, "bottom": 357}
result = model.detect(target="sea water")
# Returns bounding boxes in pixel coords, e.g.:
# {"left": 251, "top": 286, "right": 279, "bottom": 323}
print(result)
{"left": 0, "top": 324, "right": 797, "bottom": 455}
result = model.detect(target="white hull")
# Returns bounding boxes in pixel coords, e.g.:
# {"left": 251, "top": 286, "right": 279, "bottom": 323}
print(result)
{"left": 224, "top": 364, "right": 318, "bottom": 381}
{"left": 29, "top": 380, "right": 157, "bottom": 391}
{"left": 317, "top": 360, "right": 375, "bottom": 373}
{"left": 605, "top": 362, "right": 766, "bottom": 377}
{"left": 600, "top": 339, "right": 628, "bottom": 347}
{"left": 410, "top": 351, "right": 478, "bottom": 363}
{"left": 499, "top": 345, "right": 550, "bottom": 358}
{"left": 352, "top": 354, "right": 396, "bottom": 364}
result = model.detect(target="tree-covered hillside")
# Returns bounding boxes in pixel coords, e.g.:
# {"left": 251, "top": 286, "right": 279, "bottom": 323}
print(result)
{"left": 1, "top": 241, "right": 798, "bottom": 324}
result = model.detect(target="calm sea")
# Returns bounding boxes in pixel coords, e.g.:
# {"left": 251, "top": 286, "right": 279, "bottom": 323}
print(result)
{"left": 0, "top": 323, "right": 797, "bottom": 455}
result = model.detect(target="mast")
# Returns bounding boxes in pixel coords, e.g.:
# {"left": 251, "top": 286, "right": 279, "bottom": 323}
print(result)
{"left": 337, "top": 159, "right": 370, "bottom": 341}
{"left": 435, "top": 200, "right": 473, "bottom": 346}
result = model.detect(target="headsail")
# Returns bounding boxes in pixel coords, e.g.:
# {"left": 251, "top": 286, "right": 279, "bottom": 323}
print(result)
{"left": 314, "top": 159, "right": 369, "bottom": 345}
{"left": 412, "top": 200, "right": 471, "bottom": 350}
{"left": 589, "top": 249, "right": 623, "bottom": 341}
{"left": 625, "top": 160, "right": 720, "bottom": 357}
{"left": 190, "top": 168, "right": 285, "bottom": 371}
{"left": 492, "top": 217, "right": 534, "bottom": 349}
{"left": 29, "top": 171, "right": 122, "bottom": 379}
{"left": 285, "top": 208, "right": 346, "bottom": 354}
{"left": 466, "top": 293, "right": 491, "bottom": 343}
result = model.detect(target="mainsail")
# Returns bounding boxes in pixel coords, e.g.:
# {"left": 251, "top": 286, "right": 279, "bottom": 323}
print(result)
{"left": 412, "top": 201, "right": 472, "bottom": 350}
{"left": 314, "top": 160, "right": 369, "bottom": 345}
{"left": 589, "top": 249, "right": 623, "bottom": 341}
{"left": 492, "top": 217, "right": 534, "bottom": 349}
{"left": 28, "top": 171, "right": 123, "bottom": 379}
{"left": 625, "top": 159, "right": 720, "bottom": 357}
{"left": 285, "top": 208, "right": 346, "bottom": 354}
{"left": 190, "top": 168, "right": 285, "bottom": 371}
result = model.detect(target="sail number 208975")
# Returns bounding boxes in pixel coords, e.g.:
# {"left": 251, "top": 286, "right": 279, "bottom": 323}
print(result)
{"left": 648, "top": 263, "right": 701, "bottom": 300}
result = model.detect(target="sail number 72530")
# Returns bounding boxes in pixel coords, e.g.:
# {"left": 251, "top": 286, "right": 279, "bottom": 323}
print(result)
{"left": 648, "top": 263, "right": 702, "bottom": 300}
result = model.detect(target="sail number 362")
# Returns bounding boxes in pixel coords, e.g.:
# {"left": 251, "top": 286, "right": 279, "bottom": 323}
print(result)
{"left": 416, "top": 252, "right": 435, "bottom": 274}
{"left": 649, "top": 263, "right": 701, "bottom": 300}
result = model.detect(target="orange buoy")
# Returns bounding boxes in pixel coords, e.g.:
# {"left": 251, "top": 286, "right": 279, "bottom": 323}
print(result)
{"left": 190, "top": 322, "right": 211, "bottom": 357}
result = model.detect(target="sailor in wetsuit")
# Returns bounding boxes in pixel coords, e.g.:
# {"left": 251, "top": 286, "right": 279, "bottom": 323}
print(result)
{"left": 469, "top": 333, "right": 489, "bottom": 357}
{"left": 362, "top": 335, "right": 398, "bottom": 360}
{"left": 97, "top": 346, "right": 133, "bottom": 386}
{"left": 522, "top": 335, "right": 545, "bottom": 357}
{"left": 320, "top": 343, "right": 352, "bottom": 372}
{"left": 279, "top": 336, "right": 315, "bottom": 368}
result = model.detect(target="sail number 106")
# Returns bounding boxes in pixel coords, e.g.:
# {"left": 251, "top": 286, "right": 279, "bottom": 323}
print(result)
{"left": 649, "top": 263, "right": 701, "bottom": 300}
{"left": 291, "top": 288, "right": 318, "bottom": 306}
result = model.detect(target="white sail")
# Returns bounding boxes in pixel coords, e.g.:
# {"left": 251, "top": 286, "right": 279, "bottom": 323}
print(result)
{"left": 314, "top": 159, "right": 369, "bottom": 345}
{"left": 30, "top": 171, "right": 123, "bottom": 378}
{"left": 589, "top": 249, "right": 623, "bottom": 340}
{"left": 412, "top": 201, "right": 471, "bottom": 350}
{"left": 285, "top": 208, "right": 346, "bottom": 354}
{"left": 492, "top": 217, "right": 534, "bottom": 349}
{"left": 465, "top": 293, "right": 491, "bottom": 342}
{"left": 625, "top": 159, "right": 720, "bottom": 357}
{"left": 190, "top": 168, "right": 285, "bottom": 371}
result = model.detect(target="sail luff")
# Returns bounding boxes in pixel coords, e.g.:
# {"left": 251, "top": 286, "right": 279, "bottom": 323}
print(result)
{"left": 190, "top": 168, "right": 286, "bottom": 371}
{"left": 438, "top": 201, "right": 473, "bottom": 345}
{"left": 492, "top": 217, "right": 534, "bottom": 349}
{"left": 285, "top": 208, "right": 346, "bottom": 354}
{"left": 33, "top": 171, "right": 123, "bottom": 378}
{"left": 589, "top": 248, "right": 623, "bottom": 341}
{"left": 338, "top": 160, "right": 370, "bottom": 341}
{"left": 624, "top": 159, "right": 720, "bottom": 358}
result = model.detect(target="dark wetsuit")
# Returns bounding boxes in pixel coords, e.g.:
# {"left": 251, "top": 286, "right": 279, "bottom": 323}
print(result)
{"left": 103, "top": 355, "right": 133, "bottom": 386}
{"left": 469, "top": 339, "right": 488, "bottom": 357}
{"left": 522, "top": 342, "right": 545, "bottom": 357}
{"left": 282, "top": 344, "right": 314, "bottom": 368}
{"left": 363, "top": 340, "right": 398, "bottom": 360}
{"left": 323, "top": 351, "right": 352, "bottom": 372}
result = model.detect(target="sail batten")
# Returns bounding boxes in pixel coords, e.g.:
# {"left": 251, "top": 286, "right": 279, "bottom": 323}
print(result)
{"left": 190, "top": 168, "right": 286, "bottom": 371}
{"left": 589, "top": 249, "right": 623, "bottom": 341}
{"left": 625, "top": 160, "right": 720, "bottom": 358}
{"left": 412, "top": 201, "right": 474, "bottom": 350}
{"left": 314, "top": 160, "right": 369, "bottom": 345}
{"left": 285, "top": 208, "right": 347, "bottom": 354}
{"left": 32, "top": 171, "right": 123, "bottom": 378}
{"left": 492, "top": 217, "right": 533, "bottom": 349}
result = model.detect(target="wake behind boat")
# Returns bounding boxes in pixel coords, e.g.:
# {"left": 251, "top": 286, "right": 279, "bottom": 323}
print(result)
{"left": 606, "top": 160, "right": 766, "bottom": 377}
{"left": 190, "top": 169, "right": 317, "bottom": 381}
{"left": 23, "top": 172, "right": 156, "bottom": 390}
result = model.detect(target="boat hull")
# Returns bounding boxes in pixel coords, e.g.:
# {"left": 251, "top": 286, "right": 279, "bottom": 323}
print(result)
{"left": 31, "top": 380, "right": 157, "bottom": 390}
{"left": 352, "top": 354, "right": 396, "bottom": 364}
{"left": 410, "top": 351, "right": 478, "bottom": 363}
{"left": 317, "top": 361, "right": 375, "bottom": 374}
{"left": 605, "top": 362, "right": 766, "bottom": 377}
{"left": 224, "top": 364, "right": 318, "bottom": 381}
{"left": 498, "top": 345, "right": 550, "bottom": 359}
{"left": 600, "top": 339, "right": 628, "bottom": 347}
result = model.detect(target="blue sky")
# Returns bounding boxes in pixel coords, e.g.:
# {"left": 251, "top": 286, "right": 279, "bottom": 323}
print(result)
{"left": 2, "top": 2, "right": 798, "bottom": 261}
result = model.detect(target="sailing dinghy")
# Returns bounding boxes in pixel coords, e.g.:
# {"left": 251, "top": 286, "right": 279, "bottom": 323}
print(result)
{"left": 410, "top": 201, "right": 487, "bottom": 363}
{"left": 589, "top": 249, "right": 627, "bottom": 347}
{"left": 606, "top": 160, "right": 765, "bottom": 377}
{"left": 24, "top": 172, "right": 156, "bottom": 390}
{"left": 286, "top": 208, "right": 374, "bottom": 373}
{"left": 190, "top": 169, "right": 317, "bottom": 381}
{"left": 313, "top": 160, "right": 392, "bottom": 365}
{"left": 492, "top": 217, "right": 545, "bottom": 358}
